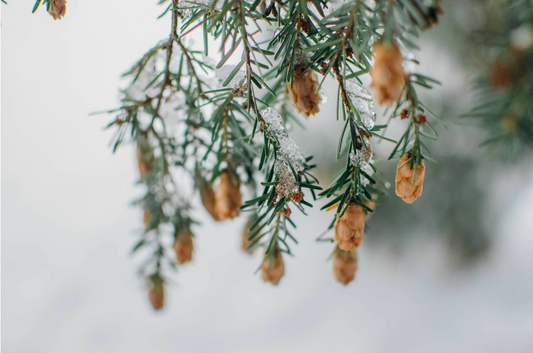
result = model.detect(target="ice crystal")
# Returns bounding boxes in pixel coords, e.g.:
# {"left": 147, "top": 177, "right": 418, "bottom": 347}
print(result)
{"left": 349, "top": 151, "right": 374, "bottom": 187}
{"left": 345, "top": 79, "right": 376, "bottom": 130}
{"left": 261, "top": 108, "right": 306, "bottom": 197}
{"left": 359, "top": 161, "right": 373, "bottom": 187}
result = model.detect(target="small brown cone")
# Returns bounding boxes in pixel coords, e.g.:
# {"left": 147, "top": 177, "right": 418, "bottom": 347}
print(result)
{"left": 173, "top": 230, "right": 194, "bottom": 264}
{"left": 370, "top": 42, "right": 406, "bottom": 106}
{"left": 334, "top": 203, "right": 366, "bottom": 251}
{"left": 287, "top": 65, "right": 321, "bottom": 117}
{"left": 395, "top": 154, "right": 425, "bottom": 204}
{"left": 261, "top": 249, "right": 284, "bottom": 285}
{"left": 332, "top": 248, "right": 358, "bottom": 285}
{"left": 148, "top": 275, "right": 164, "bottom": 310}
{"left": 214, "top": 170, "right": 242, "bottom": 220}
{"left": 48, "top": 0, "right": 67, "bottom": 20}
{"left": 200, "top": 182, "right": 220, "bottom": 221}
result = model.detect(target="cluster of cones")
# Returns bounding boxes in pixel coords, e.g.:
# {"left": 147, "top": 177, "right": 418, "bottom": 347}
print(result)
{"left": 142, "top": 39, "right": 432, "bottom": 308}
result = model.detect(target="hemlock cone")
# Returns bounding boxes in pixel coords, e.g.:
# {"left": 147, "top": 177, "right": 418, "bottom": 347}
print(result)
{"left": 370, "top": 42, "right": 406, "bottom": 106}
{"left": 395, "top": 154, "right": 425, "bottom": 204}
{"left": 287, "top": 65, "right": 321, "bottom": 117}
{"left": 334, "top": 203, "right": 366, "bottom": 251}
{"left": 48, "top": 0, "right": 66, "bottom": 20}
{"left": 173, "top": 231, "right": 194, "bottom": 264}
{"left": 261, "top": 250, "right": 284, "bottom": 285}
{"left": 333, "top": 249, "right": 358, "bottom": 285}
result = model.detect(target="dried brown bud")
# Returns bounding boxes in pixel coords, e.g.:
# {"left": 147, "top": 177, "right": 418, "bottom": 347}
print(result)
{"left": 281, "top": 206, "right": 291, "bottom": 218}
{"left": 299, "top": 19, "right": 312, "bottom": 33}
{"left": 232, "top": 85, "right": 248, "bottom": 97}
{"left": 214, "top": 170, "right": 242, "bottom": 220}
{"left": 148, "top": 276, "right": 164, "bottom": 310}
{"left": 287, "top": 65, "right": 321, "bottom": 117}
{"left": 334, "top": 203, "right": 366, "bottom": 251}
{"left": 173, "top": 230, "right": 194, "bottom": 264}
{"left": 400, "top": 109, "right": 409, "bottom": 120}
{"left": 414, "top": 114, "right": 427, "bottom": 125}
{"left": 395, "top": 154, "right": 425, "bottom": 204}
{"left": 48, "top": 0, "right": 67, "bottom": 20}
{"left": 332, "top": 248, "right": 357, "bottom": 285}
{"left": 370, "top": 42, "right": 406, "bottom": 106}
{"left": 261, "top": 250, "right": 285, "bottom": 285}
{"left": 346, "top": 46, "right": 354, "bottom": 58}
{"left": 291, "top": 190, "right": 303, "bottom": 203}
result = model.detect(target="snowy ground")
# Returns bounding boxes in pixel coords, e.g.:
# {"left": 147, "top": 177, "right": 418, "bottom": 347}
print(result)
{"left": 3, "top": 1, "right": 533, "bottom": 352}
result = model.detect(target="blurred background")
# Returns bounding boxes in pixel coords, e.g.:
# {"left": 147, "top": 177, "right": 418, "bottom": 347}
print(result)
{"left": 2, "top": 0, "right": 533, "bottom": 352}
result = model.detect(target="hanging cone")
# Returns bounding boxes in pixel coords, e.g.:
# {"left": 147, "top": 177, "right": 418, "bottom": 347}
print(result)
{"left": 370, "top": 42, "right": 406, "bottom": 106}
{"left": 287, "top": 65, "right": 321, "bottom": 117}
{"left": 214, "top": 170, "right": 242, "bottom": 221}
{"left": 173, "top": 230, "right": 194, "bottom": 264}
{"left": 334, "top": 203, "right": 366, "bottom": 251}
{"left": 332, "top": 247, "right": 358, "bottom": 285}
{"left": 147, "top": 275, "right": 164, "bottom": 310}
{"left": 395, "top": 153, "right": 425, "bottom": 204}
{"left": 261, "top": 249, "right": 284, "bottom": 285}
{"left": 48, "top": 0, "right": 67, "bottom": 20}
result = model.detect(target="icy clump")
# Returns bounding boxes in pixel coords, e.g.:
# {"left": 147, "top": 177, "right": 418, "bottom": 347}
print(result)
{"left": 261, "top": 107, "right": 306, "bottom": 197}
{"left": 294, "top": 50, "right": 311, "bottom": 66}
{"left": 345, "top": 79, "right": 376, "bottom": 130}
{"left": 126, "top": 50, "right": 166, "bottom": 101}
{"left": 359, "top": 161, "right": 374, "bottom": 187}
{"left": 215, "top": 65, "right": 246, "bottom": 89}
{"left": 349, "top": 151, "right": 374, "bottom": 187}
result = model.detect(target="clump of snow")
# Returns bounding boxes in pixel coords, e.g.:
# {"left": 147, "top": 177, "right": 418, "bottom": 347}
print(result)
{"left": 345, "top": 79, "right": 376, "bottom": 130}
{"left": 261, "top": 108, "right": 306, "bottom": 197}
{"left": 215, "top": 65, "right": 246, "bottom": 89}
